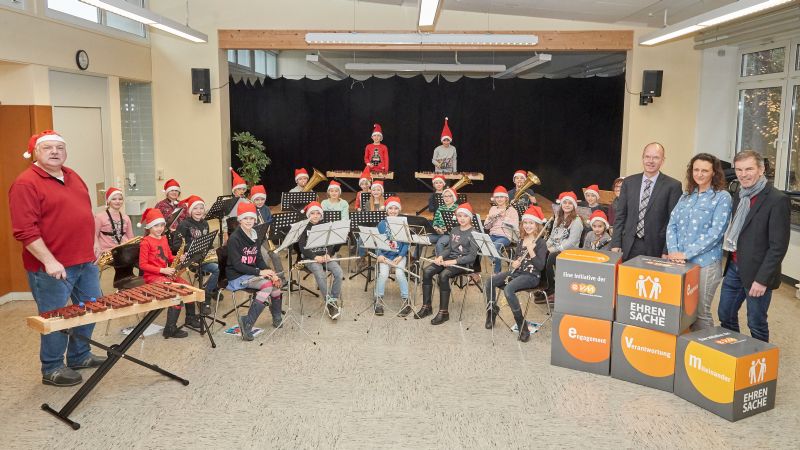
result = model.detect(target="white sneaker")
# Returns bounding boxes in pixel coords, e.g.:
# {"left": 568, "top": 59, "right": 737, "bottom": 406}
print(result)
{"left": 326, "top": 299, "right": 341, "bottom": 320}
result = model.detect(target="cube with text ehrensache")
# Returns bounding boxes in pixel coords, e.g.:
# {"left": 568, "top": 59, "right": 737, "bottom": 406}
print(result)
{"left": 554, "top": 249, "right": 621, "bottom": 321}
{"left": 550, "top": 312, "right": 612, "bottom": 376}
{"left": 615, "top": 256, "right": 699, "bottom": 335}
{"left": 674, "top": 327, "right": 779, "bottom": 422}
{"left": 611, "top": 322, "right": 681, "bottom": 392}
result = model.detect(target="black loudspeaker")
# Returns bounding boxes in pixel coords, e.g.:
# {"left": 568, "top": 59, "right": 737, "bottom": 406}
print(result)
{"left": 642, "top": 70, "right": 663, "bottom": 97}
{"left": 191, "top": 68, "right": 211, "bottom": 103}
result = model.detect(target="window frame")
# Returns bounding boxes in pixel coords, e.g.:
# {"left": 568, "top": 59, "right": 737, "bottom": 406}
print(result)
{"left": 44, "top": 0, "right": 148, "bottom": 40}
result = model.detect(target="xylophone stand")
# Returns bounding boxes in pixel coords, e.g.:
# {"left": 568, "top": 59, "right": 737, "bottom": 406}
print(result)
{"left": 41, "top": 307, "right": 189, "bottom": 430}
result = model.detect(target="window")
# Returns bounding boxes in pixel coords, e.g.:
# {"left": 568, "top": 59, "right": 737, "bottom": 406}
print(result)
{"left": 119, "top": 80, "right": 155, "bottom": 197}
{"left": 787, "top": 85, "right": 800, "bottom": 192}
{"left": 237, "top": 50, "right": 251, "bottom": 68}
{"left": 736, "top": 86, "right": 782, "bottom": 181}
{"left": 106, "top": 0, "right": 145, "bottom": 37}
{"left": 228, "top": 50, "right": 237, "bottom": 63}
{"left": 48, "top": 0, "right": 98, "bottom": 22}
{"left": 741, "top": 47, "right": 785, "bottom": 77}
{"left": 254, "top": 50, "right": 266, "bottom": 75}
{"left": 47, "top": 0, "right": 145, "bottom": 37}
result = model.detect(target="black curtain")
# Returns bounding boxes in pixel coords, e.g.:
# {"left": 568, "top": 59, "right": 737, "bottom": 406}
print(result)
{"left": 229, "top": 75, "right": 624, "bottom": 205}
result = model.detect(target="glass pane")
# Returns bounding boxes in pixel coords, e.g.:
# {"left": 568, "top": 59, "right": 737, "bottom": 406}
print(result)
{"left": 227, "top": 50, "right": 236, "bottom": 63}
{"left": 736, "top": 86, "right": 782, "bottom": 182}
{"left": 740, "top": 47, "right": 785, "bottom": 77}
{"left": 119, "top": 80, "right": 155, "bottom": 198}
{"left": 266, "top": 52, "right": 277, "bottom": 78}
{"left": 254, "top": 50, "right": 266, "bottom": 75}
{"left": 106, "top": 12, "right": 145, "bottom": 36}
{"left": 796, "top": 44, "right": 800, "bottom": 71}
{"left": 788, "top": 85, "right": 800, "bottom": 192}
{"left": 237, "top": 50, "right": 250, "bottom": 68}
{"left": 48, "top": 0, "right": 98, "bottom": 22}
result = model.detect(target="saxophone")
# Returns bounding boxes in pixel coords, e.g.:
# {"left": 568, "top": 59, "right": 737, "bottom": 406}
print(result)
{"left": 170, "top": 236, "right": 186, "bottom": 279}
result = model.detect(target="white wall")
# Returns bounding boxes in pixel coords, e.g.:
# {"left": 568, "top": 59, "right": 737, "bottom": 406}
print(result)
{"left": 695, "top": 46, "right": 738, "bottom": 162}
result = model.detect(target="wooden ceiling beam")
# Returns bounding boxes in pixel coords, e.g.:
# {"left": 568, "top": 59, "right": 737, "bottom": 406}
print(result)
{"left": 218, "top": 29, "right": 633, "bottom": 51}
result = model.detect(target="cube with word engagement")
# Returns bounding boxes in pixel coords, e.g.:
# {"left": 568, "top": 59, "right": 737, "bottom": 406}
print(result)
{"left": 674, "top": 327, "right": 778, "bottom": 422}
{"left": 616, "top": 256, "right": 699, "bottom": 335}
{"left": 611, "top": 322, "right": 682, "bottom": 392}
{"left": 554, "top": 249, "right": 621, "bottom": 321}
{"left": 551, "top": 312, "right": 612, "bottom": 376}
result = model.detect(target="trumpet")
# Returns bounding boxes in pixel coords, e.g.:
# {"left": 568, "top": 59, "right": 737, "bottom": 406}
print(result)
{"left": 511, "top": 171, "right": 541, "bottom": 205}
{"left": 302, "top": 168, "right": 328, "bottom": 192}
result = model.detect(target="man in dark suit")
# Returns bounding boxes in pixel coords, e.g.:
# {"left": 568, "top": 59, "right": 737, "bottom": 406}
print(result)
{"left": 718, "top": 150, "right": 790, "bottom": 343}
{"left": 610, "top": 142, "right": 682, "bottom": 261}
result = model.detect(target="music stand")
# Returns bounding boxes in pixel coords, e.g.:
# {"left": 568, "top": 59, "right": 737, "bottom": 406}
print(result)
{"left": 304, "top": 220, "right": 352, "bottom": 324}
{"left": 470, "top": 231, "right": 514, "bottom": 338}
{"left": 263, "top": 218, "right": 317, "bottom": 345}
{"left": 165, "top": 207, "right": 184, "bottom": 230}
{"left": 359, "top": 192, "right": 393, "bottom": 211}
{"left": 322, "top": 210, "right": 341, "bottom": 223}
{"left": 442, "top": 211, "right": 482, "bottom": 232}
{"left": 178, "top": 229, "right": 222, "bottom": 346}
{"left": 348, "top": 211, "right": 387, "bottom": 289}
{"left": 269, "top": 214, "right": 316, "bottom": 298}
{"left": 433, "top": 193, "right": 468, "bottom": 210}
{"left": 281, "top": 191, "right": 317, "bottom": 212}
{"left": 355, "top": 226, "right": 406, "bottom": 329}
{"left": 206, "top": 195, "right": 237, "bottom": 246}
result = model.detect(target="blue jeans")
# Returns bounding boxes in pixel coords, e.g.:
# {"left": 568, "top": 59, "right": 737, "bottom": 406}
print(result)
{"left": 485, "top": 272, "right": 539, "bottom": 313}
{"left": 375, "top": 257, "right": 409, "bottom": 299}
{"left": 200, "top": 262, "right": 219, "bottom": 296}
{"left": 718, "top": 262, "right": 773, "bottom": 342}
{"left": 490, "top": 235, "right": 511, "bottom": 274}
{"left": 27, "top": 263, "right": 101, "bottom": 374}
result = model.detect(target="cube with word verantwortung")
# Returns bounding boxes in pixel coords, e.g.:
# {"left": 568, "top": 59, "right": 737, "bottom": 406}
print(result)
{"left": 611, "top": 322, "right": 683, "bottom": 392}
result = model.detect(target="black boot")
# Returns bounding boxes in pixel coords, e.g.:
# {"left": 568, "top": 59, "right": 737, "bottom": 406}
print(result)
{"left": 239, "top": 300, "right": 267, "bottom": 341}
{"left": 415, "top": 284, "right": 433, "bottom": 319}
{"left": 270, "top": 296, "right": 283, "bottom": 328}
{"left": 485, "top": 303, "right": 500, "bottom": 329}
{"left": 184, "top": 303, "right": 202, "bottom": 329}
{"left": 200, "top": 292, "right": 213, "bottom": 315}
{"left": 163, "top": 307, "right": 188, "bottom": 339}
{"left": 515, "top": 310, "right": 530, "bottom": 342}
{"left": 431, "top": 289, "right": 450, "bottom": 325}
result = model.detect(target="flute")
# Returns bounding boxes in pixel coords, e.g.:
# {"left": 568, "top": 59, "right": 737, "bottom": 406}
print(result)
{"left": 419, "top": 256, "right": 474, "bottom": 273}
{"left": 367, "top": 252, "right": 421, "bottom": 279}
{"left": 297, "top": 256, "right": 360, "bottom": 265}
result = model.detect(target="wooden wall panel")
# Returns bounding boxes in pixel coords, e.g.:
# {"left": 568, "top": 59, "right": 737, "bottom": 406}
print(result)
{"left": 0, "top": 105, "right": 52, "bottom": 296}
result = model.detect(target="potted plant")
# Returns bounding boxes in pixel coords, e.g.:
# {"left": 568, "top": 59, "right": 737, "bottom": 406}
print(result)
{"left": 232, "top": 131, "right": 271, "bottom": 186}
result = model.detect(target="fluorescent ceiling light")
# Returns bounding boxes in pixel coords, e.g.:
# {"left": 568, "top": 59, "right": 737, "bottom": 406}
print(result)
{"left": 306, "top": 54, "right": 347, "bottom": 80}
{"left": 418, "top": 0, "right": 441, "bottom": 28}
{"left": 639, "top": 0, "right": 792, "bottom": 46}
{"left": 306, "top": 33, "right": 538, "bottom": 46}
{"left": 344, "top": 63, "right": 507, "bottom": 73}
{"left": 493, "top": 53, "right": 552, "bottom": 79}
{"left": 80, "top": 0, "right": 207, "bottom": 43}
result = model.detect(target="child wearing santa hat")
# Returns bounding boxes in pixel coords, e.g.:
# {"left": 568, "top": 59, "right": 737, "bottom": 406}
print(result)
{"left": 484, "top": 205, "right": 548, "bottom": 342}
{"left": 544, "top": 192, "right": 586, "bottom": 302}
{"left": 226, "top": 202, "right": 284, "bottom": 340}
{"left": 426, "top": 174, "right": 448, "bottom": 214}
{"left": 373, "top": 196, "right": 412, "bottom": 317}
{"left": 508, "top": 169, "right": 537, "bottom": 209}
{"left": 321, "top": 180, "right": 350, "bottom": 221}
{"left": 582, "top": 210, "right": 612, "bottom": 250}
{"left": 290, "top": 168, "right": 310, "bottom": 192}
{"left": 250, "top": 185, "right": 287, "bottom": 286}
{"left": 363, "top": 180, "right": 386, "bottom": 212}
{"left": 138, "top": 208, "right": 191, "bottom": 339}
{"left": 484, "top": 185, "right": 519, "bottom": 274}
{"left": 580, "top": 184, "right": 607, "bottom": 214}
{"left": 297, "top": 201, "right": 344, "bottom": 320}
{"left": 418, "top": 202, "right": 478, "bottom": 325}
{"left": 94, "top": 187, "right": 135, "bottom": 257}
{"left": 154, "top": 179, "right": 188, "bottom": 231}
{"left": 364, "top": 123, "right": 389, "bottom": 173}
{"left": 429, "top": 185, "right": 460, "bottom": 255}
{"left": 432, "top": 117, "right": 457, "bottom": 173}
{"left": 353, "top": 166, "right": 372, "bottom": 211}
{"left": 172, "top": 195, "right": 220, "bottom": 323}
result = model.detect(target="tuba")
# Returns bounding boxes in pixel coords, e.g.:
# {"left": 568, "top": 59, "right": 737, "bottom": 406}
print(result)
{"left": 449, "top": 174, "right": 472, "bottom": 192}
{"left": 302, "top": 168, "right": 328, "bottom": 192}
{"left": 511, "top": 171, "right": 542, "bottom": 205}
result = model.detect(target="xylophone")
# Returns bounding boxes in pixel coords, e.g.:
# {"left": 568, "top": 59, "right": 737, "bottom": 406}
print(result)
{"left": 327, "top": 170, "right": 394, "bottom": 180}
{"left": 28, "top": 283, "right": 203, "bottom": 335}
{"left": 414, "top": 171, "right": 484, "bottom": 181}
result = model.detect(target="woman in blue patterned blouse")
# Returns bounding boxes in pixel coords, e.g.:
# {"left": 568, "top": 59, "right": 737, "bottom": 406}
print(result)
{"left": 666, "top": 153, "right": 732, "bottom": 331}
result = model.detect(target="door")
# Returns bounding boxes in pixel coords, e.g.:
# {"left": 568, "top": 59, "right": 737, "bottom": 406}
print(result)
{"left": 52, "top": 106, "right": 106, "bottom": 212}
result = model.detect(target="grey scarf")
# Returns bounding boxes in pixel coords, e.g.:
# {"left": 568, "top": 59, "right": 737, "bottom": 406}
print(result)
{"left": 723, "top": 175, "right": 768, "bottom": 251}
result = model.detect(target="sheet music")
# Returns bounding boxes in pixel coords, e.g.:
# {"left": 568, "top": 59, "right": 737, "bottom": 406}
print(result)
{"left": 356, "top": 226, "right": 393, "bottom": 251}
{"left": 276, "top": 219, "right": 309, "bottom": 252}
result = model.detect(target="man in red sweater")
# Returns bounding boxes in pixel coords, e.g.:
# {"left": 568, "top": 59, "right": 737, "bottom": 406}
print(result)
{"left": 9, "top": 130, "right": 106, "bottom": 387}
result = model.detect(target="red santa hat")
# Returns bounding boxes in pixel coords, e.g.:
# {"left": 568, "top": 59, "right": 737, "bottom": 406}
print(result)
{"left": 589, "top": 210, "right": 609, "bottom": 228}
{"left": 371, "top": 123, "right": 383, "bottom": 138}
{"left": 304, "top": 201, "right": 323, "bottom": 217}
{"left": 24, "top": 130, "right": 65, "bottom": 160}
{"left": 384, "top": 196, "right": 401, "bottom": 210}
{"left": 440, "top": 117, "right": 453, "bottom": 142}
{"left": 230, "top": 167, "right": 247, "bottom": 192}
{"left": 139, "top": 208, "right": 165, "bottom": 229}
{"left": 162, "top": 179, "right": 181, "bottom": 194}
{"left": 327, "top": 180, "right": 342, "bottom": 192}
{"left": 295, "top": 168, "right": 309, "bottom": 181}
{"left": 492, "top": 186, "right": 509, "bottom": 198}
{"left": 521, "top": 206, "right": 545, "bottom": 224}
{"left": 455, "top": 202, "right": 474, "bottom": 218}
{"left": 250, "top": 185, "right": 267, "bottom": 201}
{"left": 583, "top": 184, "right": 600, "bottom": 199}
{"left": 371, "top": 180, "right": 384, "bottom": 191}
{"left": 237, "top": 201, "right": 257, "bottom": 221}
{"left": 556, "top": 191, "right": 578, "bottom": 207}
{"left": 104, "top": 187, "right": 123, "bottom": 203}
{"left": 359, "top": 166, "right": 372, "bottom": 183}
{"left": 432, "top": 175, "right": 447, "bottom": 186}
{"left": 181, "top": 195, "right": 205, "bottom": 213}
{"left": 513, "top": 170, "right": 527, "bottom": 181}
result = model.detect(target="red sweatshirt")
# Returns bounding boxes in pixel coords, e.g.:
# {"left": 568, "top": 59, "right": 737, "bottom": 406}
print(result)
{"left": 363, "top": 143, "right": 389, "bottom": 173}
{"left": 9, "top": 164, "right": 95, "bottom": 272}
{"left": 139, "top": 234, "right": 187, "bottom": 284}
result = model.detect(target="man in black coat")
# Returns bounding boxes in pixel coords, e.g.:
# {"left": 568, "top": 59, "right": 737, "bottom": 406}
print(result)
{"left": 611, "top": 142, "right": 682, "bottom": 261}
{"left": 718, "top": 150, "right": 790, "bottom": 343}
